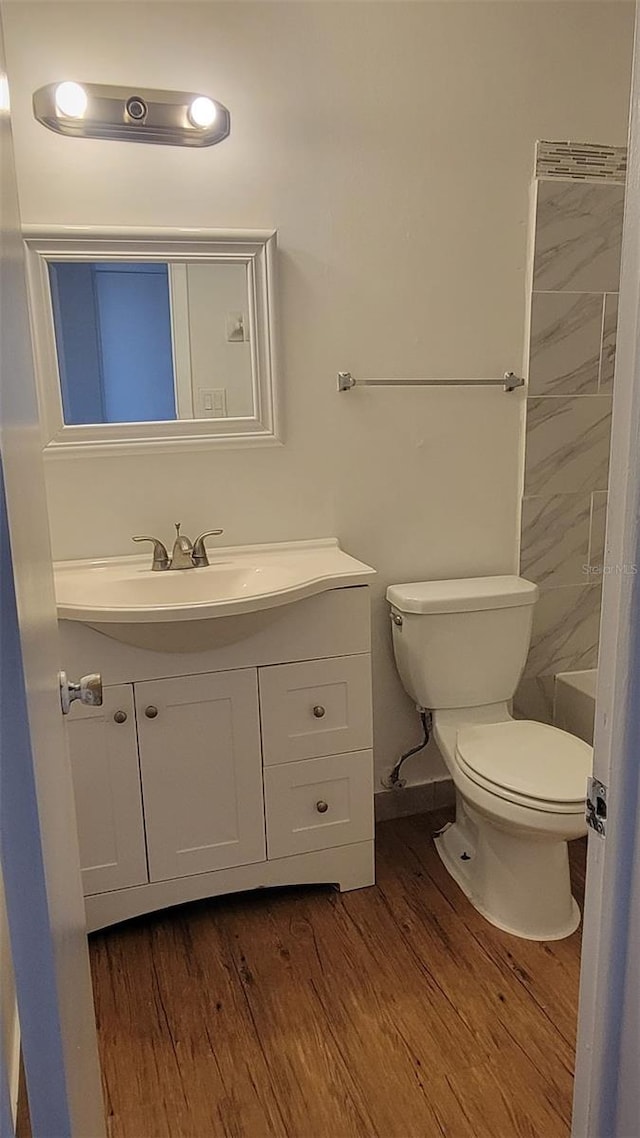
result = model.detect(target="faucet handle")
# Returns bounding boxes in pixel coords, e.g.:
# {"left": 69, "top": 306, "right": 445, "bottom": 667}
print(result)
{"left": 132, "top": 535, "right": 170, "bottom": 571}
{"left": 192, "top": 529, "right": 224, "bottom": 567}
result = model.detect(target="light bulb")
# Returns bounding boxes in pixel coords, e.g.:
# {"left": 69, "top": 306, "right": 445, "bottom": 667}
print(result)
{"left": 0, "top": 75, "right": 10, "bottom": 114}
{"left": 188, "top": 96, "right": 217, "bottom": 128}
{"left": 55, "top": 81, "right": 87, "bottom": 118}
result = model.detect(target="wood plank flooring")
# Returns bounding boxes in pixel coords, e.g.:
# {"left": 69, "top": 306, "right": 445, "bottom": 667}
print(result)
{"left": 89, "top": 811, "right": 586, "bottom": 1138}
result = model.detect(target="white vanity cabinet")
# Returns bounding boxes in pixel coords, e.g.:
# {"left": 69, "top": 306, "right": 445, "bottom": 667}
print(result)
{"left": 61, "top": 585, "right": 375, "bottom": 932}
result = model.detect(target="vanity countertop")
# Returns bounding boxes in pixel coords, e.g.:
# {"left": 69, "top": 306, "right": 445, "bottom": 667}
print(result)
{"left": 54, "top": 538, "right": 376, "bottom": 624}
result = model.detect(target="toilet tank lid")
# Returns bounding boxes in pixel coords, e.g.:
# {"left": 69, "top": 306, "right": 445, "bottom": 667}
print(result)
{"left": 386, "top": 575, "right": 539, "bottom": 615}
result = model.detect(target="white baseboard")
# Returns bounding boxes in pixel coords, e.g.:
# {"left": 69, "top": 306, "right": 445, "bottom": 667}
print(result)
{"left": 375, "top": 778, "right": 455, "bottom": 823}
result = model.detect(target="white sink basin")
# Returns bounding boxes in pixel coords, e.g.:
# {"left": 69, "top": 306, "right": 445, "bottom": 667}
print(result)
{"left": 54, "top": 539, "right": 375, "bottom": 650}
{"left": 59, "top": 562, "right": 302, "bottom": 614}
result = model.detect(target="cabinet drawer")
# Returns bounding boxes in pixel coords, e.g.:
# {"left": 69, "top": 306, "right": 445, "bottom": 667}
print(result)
{"left": 264, "top": 750, "right": 374, "bottom": 859}
{"left": 259, "top": 654, "right": 372, "bottom": 765}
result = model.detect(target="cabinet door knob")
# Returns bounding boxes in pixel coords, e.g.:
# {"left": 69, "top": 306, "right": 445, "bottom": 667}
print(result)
{"left": 113, "top": 710, "right": 128, "bottom": 724}
{"left": 145, "top": 705, "right": 159, "bottom": 719}
{"left": 313, "top": 705, "right": 326, "bottom": 718}
{"left": 316, "top": 800, "right": 329, "bottom": 814}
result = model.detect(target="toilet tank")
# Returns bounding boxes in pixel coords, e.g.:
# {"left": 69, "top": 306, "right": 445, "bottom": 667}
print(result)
{"left": 387, "top": 576, "right": 539, "bottom": 710}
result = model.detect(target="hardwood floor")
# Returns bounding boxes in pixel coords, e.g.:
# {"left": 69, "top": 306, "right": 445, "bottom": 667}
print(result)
{"left": 90, "top": 811, "right": 586, "bottom": 1138}
{"left": 15, "top": 1059, "right": 32, "bottom": 1138}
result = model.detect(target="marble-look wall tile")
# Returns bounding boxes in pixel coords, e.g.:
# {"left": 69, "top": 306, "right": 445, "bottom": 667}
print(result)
{"left": 554, "top": 672, "right": 595, "bottom": 744}
{"left": 520, "top": 493, "right": 591, "bottom": 586}
{"left": 524, "top": 395, "right": 612, "bottom": 496}
{"left": 529, "top": 292, "right": 603, "bottom": 396}
{"left": 588, "top": 490, "right": 608, "bottom": 571}
{"left": 524, "top": 583, "right": 602, "bottom": 679}
{"left": 599, "top": 293, "right": 619, "bottom": 392}
{"left": 514, "top": 675, "right": 556, "bottom": 725}
{"left": 533, "top": 182, "right": 624, "bottom": 292}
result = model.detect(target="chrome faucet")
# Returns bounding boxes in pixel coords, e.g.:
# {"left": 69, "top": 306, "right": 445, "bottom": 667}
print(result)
{"left": 132, "top": 523, "right": 223, "bottom": 570}
{"left": 170, "top": 522, "right": 195, "bottom": 570}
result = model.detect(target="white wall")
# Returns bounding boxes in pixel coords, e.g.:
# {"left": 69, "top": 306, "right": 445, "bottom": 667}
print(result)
{"left": 3, "top": 0, "right": 633, "bottom": 787}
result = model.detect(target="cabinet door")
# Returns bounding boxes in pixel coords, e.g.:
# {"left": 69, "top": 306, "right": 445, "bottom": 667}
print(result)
{"left": 264, "top": 750, "right": 374, "bottom": 859}
{"left": 259, "top": 654, "right": 373, "bottom": 765}
{"left": 136, "top": 670, "right": 265, "bottom": 882}
{"left": 65, "top": 684, "right": 148, "bottom": 896}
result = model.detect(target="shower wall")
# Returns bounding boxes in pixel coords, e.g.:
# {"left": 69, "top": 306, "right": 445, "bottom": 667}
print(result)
{"left": 516, "top": 142, "right": 626, "bottom": 722}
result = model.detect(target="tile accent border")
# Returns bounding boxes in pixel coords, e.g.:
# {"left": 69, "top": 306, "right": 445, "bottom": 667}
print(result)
{"left": 536, "top": 140, "right": 627, "bottom": 184}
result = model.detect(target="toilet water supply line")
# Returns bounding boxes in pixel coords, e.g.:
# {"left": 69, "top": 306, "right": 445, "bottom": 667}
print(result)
{"left": 382, "top": 709, "right": 433, "bottom": 789}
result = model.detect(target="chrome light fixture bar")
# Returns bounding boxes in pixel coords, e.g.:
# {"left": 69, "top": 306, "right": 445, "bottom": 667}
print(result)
{"left": 33, "top": 82, "right": 230, "bottom": 147}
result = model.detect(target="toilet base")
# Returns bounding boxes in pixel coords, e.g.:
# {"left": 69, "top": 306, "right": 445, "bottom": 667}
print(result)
{"left": 434, "top": 816, "right": 581, "bottom": 941}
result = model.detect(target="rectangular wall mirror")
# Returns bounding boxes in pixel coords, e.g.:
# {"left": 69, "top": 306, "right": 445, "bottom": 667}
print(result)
{"left": 24, "top": 228, "right": 279, "bottom": 456}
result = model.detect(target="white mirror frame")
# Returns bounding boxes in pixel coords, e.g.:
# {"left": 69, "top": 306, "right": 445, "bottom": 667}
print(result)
{"left": 23, "top": 226, "right": 280, "bottom": 457}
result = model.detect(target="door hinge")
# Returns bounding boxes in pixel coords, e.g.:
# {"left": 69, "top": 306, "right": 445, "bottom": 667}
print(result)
{"left": 586, "top": 776, "right": 607, "bottom": 837}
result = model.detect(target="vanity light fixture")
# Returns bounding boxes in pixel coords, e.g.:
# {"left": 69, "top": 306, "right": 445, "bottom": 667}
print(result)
{"left": 33, "top": 82, "right": 231, "bottom": 147}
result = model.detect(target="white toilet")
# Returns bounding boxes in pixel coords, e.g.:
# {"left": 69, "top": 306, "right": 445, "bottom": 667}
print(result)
{"left": 387, "top": 575, "right": 592, "bottom": 941}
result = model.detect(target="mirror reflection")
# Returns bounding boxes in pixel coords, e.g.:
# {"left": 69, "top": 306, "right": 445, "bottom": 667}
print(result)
{"left": 48, "top": 260, "right": 253, "bottom": 426}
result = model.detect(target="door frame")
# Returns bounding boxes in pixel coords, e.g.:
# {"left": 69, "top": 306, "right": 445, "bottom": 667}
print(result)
{"left": 2, "top": 3, "right": 640, "bottom": 1135}
{"left": 572, "top": 7, "right": 640, "bottom": 1135}
{"left": 0, "top": 14, "right": 105, "bottom": 1135}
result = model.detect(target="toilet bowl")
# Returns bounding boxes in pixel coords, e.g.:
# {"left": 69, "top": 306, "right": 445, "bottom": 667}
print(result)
{"left": 386, "top": 575, "right": 592, "bottom": 941}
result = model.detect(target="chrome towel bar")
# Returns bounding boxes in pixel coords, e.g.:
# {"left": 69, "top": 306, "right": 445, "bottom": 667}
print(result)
{"left": 337, "top": 371, "right": 525, "bottom": 393}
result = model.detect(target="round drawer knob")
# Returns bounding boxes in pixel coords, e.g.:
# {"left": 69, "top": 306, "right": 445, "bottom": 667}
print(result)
{"left": 145, "top": 705, "right": 159, "bottom": 719}
{"left": 113, "top": 710, "right": 128, "bottom": 724}
{"left": 316, "top": 800, "right": 329, "bottom": 814}
{"left": 313, "top": 705, "right": 326, "bottom": 719}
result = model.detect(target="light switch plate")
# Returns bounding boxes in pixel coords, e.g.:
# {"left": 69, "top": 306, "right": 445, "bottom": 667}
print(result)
{"left": 199, "top": 388, "right": 227, "bottom": 417}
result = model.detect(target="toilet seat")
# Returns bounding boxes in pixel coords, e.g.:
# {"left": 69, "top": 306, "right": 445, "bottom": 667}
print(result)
{"left": 455, "top": 720, "right": 592, "bottom": 814}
